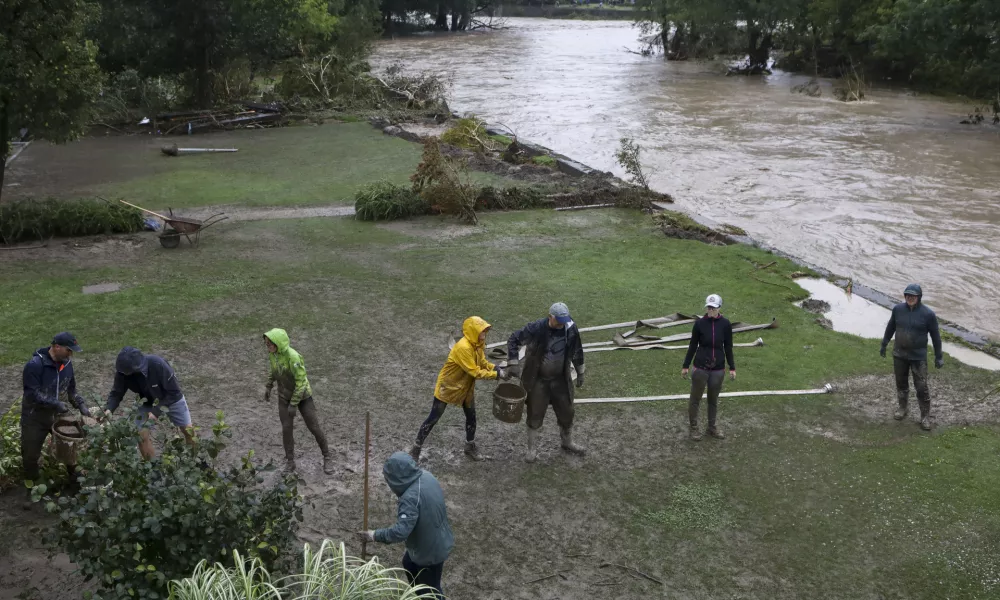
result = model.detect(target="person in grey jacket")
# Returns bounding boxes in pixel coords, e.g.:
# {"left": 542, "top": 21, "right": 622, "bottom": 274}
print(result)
{"left": 880, "top": 283, "right": 943, "bottom": 431}
{"left": 357, "top": 452, "right": 453, "bottom": 597}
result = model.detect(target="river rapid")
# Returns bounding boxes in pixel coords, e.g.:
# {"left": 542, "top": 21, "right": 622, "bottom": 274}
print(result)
{"left": 376, "top": 18, "right": 1000, "bottom": 341}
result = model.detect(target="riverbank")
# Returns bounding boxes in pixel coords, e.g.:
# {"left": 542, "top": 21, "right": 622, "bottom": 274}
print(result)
{"left": 2, "top": 116, "right": 999, "bottom": 599}
{"left": 499, "top": 3, "right": 637, "bottom": 19}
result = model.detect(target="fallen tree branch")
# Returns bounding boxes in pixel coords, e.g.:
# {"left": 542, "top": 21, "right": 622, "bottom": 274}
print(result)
{"left": 524, "top": 569, "right": 573, "bottom": 585}
{"left": 599, "top": 563, "right": 663, "bottom": 585}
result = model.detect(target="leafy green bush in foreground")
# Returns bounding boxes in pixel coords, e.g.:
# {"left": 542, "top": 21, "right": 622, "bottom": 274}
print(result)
{"left": 42, "top": 411, "right": 301, "bottom": 600}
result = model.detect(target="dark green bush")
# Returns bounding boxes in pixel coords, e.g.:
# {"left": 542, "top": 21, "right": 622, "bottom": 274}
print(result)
{"left": 0, "top": 198, "right": 145, "bottom": 244}
{"left": 41, "top": 411, "right": 302, "bottom": 600}
{"left": 354, "top": 181, "right": 429, "bottom": 221}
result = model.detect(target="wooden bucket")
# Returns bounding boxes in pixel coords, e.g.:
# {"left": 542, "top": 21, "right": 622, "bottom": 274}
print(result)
{"left": 51, "top": 417, "right": 86, "bottom": 466}
{"left": 493, "top": 383, "right": 527, "bottom": 424}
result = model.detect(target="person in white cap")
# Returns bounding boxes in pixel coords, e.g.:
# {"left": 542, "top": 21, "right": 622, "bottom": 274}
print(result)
{"left": 681, "top": 294, "right": 735, "bottom": 440}
{"left": 506, "top": 302, "right": 586, "bottom": 462}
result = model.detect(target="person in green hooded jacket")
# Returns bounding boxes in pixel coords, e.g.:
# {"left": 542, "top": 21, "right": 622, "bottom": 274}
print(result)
{"left": 263, "top": 329, "right": 333, "bottom": 474}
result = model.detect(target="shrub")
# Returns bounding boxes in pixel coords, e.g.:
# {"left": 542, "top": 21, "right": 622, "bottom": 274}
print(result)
{"left": 0, "top": 399, "right": 67, "bottom": 491}
{"left": 169, "top": 540, "right": 437, "bottom": 600}
{"left": 42, "top": 411, "right": 302, "bottom": 600}
{"left": 614, "top": 137, "right": 651, "bottom": 190}
{"left": 94, "top": 69, "right": 182, "bottom": 126}
{"left": 440, "top": 117, "right": 504, "bottom": 153}
{"left": 0, "top": 198, "right": 145, "bottom": 244}
{"left": 411, "top": 141, "right": 477, "bottom": 224}
{"left": 531, "top": 155, "right": 557, "bottom": 168}
{"left": 354, "top": 181, "right": 429, "bottom": 221}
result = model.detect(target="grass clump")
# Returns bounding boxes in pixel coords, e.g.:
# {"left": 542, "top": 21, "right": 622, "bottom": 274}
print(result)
{"left": 644, "top": 483, "right": 732, "bottom": 531}
{"left": 531, "top": 155, "right": 557, "bottom": 168}
{"left": 170, "top": 540, "right": 437, "bottom": 600}
{"left": 475, "top": 186, "right": 546, "bottom": 210}
{"left": 0, "top": 198, "right": 144, "bottom": 244}
{"left": 354, "top": 181, "right": 428, "bottom": 221}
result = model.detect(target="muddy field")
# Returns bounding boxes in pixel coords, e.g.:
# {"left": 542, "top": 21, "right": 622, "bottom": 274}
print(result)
{"left": 1, "top": 211, "right": 998, "bottom": 600}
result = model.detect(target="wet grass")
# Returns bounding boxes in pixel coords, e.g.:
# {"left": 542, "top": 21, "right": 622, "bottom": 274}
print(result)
{"left": 0, "top": 209, "right": 997, "bottom": 599}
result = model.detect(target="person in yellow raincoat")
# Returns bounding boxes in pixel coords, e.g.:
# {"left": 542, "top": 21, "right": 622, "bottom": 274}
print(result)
{"left": 410, "top": 317, "right": 510, "bottom": 462}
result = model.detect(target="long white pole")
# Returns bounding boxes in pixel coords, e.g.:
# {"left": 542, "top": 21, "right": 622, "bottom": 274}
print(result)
{"left": 576, "top": 384, "right": 834, "bottom": 405}
{"left": 586, "top": 338, "right": 764, "bottom": 353}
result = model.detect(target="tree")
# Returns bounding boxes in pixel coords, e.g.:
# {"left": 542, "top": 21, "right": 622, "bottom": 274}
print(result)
{"left": 0, "top": 0, "right": 103, "bottom": 204}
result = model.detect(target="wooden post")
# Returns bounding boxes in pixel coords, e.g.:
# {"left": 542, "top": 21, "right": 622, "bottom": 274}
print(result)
{"left": 362, "top": 411, "right": 370, "bottom": 559}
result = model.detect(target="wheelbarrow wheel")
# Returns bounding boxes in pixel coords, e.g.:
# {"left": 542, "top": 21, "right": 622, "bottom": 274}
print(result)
{"left": 159, "top": 229, "right": 181, "bottom": 249}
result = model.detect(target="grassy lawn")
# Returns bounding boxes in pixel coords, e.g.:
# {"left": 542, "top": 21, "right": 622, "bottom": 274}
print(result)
{"left": 1, "top": 209, "right": 997, "bottom": 599}
{"left": 6, "top": 123, "right": 511, "bottom": 210}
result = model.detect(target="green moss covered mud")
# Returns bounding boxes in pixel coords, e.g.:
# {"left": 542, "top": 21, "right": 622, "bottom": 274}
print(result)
{"left": 1, "top": 209, "right": 997, "bottom": 600}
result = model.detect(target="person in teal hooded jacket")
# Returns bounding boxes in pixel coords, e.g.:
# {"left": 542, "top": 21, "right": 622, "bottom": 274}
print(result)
{"left": 263, "top": 329, "right": 333, "bottom": 474}
{"left": 357, "top": 451, "right": 453, "bottom": 597}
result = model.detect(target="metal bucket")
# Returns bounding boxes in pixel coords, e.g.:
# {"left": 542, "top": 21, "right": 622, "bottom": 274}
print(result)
{"left": 51, "top": 417, "right": 86, "bottom": 466}
{"left": 493, "top": 383, "right": 527, "bottom": 424}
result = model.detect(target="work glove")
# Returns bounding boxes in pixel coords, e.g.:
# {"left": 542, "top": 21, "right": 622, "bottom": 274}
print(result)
{"left": 497, "top": 367, "right": 511, "bottom": 381}
{"left": 264, "top": 386, "right": 272, "bottom": 403}
{"left": 935, "top": 357, "right": 944, "bottom": 369}
{"left": 506, "top": 360, "right": 521, "bottom": 378}
{"left": 575, "top": 372, "right": 585, "bottom": 389}
{"left": 79, "top": 405, "right": 92, "bottom": 418}
{"left": 287, "top": 403, "right": 297, "bottom": 421}
{"left": 879, "top": 346, "right": 887, "bottom": 358}
{"left": 355, "top": 530, "right": 375, "bottom": 543}
{"left": 54, "top": 401, "right": 70, "bottom": 414}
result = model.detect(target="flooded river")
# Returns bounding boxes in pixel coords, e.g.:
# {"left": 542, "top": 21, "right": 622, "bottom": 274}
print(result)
{"left": 377, "top": 18, "right": 1000, "bottom": 341}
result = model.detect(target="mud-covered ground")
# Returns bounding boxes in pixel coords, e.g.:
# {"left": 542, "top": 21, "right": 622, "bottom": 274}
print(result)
{"left": 1, "top": 211, "right": 998, "bottom": 600}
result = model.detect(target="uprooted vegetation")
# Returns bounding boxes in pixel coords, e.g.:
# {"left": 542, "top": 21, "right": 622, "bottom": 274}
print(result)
{"left": 654, "top": 210, "right": 733, "bottom": 245}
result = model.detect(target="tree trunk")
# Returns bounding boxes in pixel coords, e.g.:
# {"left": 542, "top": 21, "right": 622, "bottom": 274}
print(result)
{"left": 435, "top": 3, "right": 449, "bottom": 30}
{"left": 458, "top": 8, "right": 471, "bottom": 30}
{"left": 668, "top": 22, "right": 685, "bottom": 60}
{"left": 450, "top": 11, "right": 459, "bottom": 31}
{"left": 0, "top": 100, "right": 8, "bottom": 207}
{"left": 659, "top": 18, "right": 670, "bottom": 56}
{"left": 746, "top": 27, "right": 772, "bottom": 73}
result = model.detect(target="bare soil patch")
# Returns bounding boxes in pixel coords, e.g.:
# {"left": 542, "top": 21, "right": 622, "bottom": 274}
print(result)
{"left": 836, "top": 373, "right": 1000, "bottom": 427}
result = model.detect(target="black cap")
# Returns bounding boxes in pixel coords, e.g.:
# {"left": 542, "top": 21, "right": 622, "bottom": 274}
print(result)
{"left": 52, "top": 332, "right": 81, "bottom": 352}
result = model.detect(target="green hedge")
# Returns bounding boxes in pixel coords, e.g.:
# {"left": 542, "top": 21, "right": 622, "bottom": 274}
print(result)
{"left": 0, "top": 198, "right": 145, "bottom": 244}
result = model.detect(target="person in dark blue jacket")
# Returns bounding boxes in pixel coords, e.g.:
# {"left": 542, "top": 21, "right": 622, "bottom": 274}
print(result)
{"left": 21, "top": 332, "right": 91, "bottom": 486}
{"left": 682, "top": 295, "right": 736, "bottom": 441}
{"left": 104, "top": 347, "right": 195, "bottom": 459}
{"left": 880, "top": 283, "right": 943, "bottom": 431}
{"left": 357, "top": 452, "right": 454, "bottom": 597}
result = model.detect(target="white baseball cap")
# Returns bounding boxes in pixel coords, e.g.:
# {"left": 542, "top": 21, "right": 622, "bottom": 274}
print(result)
{"left": 705, "top": 294, "right": 722, "bottom": 308}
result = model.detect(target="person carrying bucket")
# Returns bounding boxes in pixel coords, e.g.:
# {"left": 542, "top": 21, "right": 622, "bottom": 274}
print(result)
{"left": 506, "top": 302, "right": 586, "bottom": 463}
{"left": 410, "top": 316, "right": 509, "bottom": 463}
{"left": 681, "top": 294, "right": 736, "bottom": 441}
{"left": 20, "top": 332, "right": 92, "bottom": 499}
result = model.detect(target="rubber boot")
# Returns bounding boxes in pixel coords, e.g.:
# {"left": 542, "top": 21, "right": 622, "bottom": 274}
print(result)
{"left": 409, "top": 444, "right": 422, "bottom": 462}
{"left": 920, "top": 416, "right": 931, "bottom": 431}
{"left": 322, "top": 454, "right": 335, "bottom": 475}
{"left": 894, "top": 390, "right": 909, "bottom": 421}
{"left": 464, "top": 441, "right": 485, "bottom": 462}
{"left": 524, "top": 428, "right": 539, "bottom": 463}
{"left": 283, "top": 459, "right": 296, "bottom": 473}
{"left": 918, "top": 395, "right": 931, "bottom": 431}
{"left": 689, "top": 421, "right": 702, "bottom": 441}
{"left": 707, "top": 426, "right": 726, "bottom": 440}
{"left": 560, "top": 427, "right": 586, "bottom": 456}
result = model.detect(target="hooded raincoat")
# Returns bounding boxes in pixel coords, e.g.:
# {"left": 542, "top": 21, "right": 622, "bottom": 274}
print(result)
{"left": 434, "top": 317, "right": 497, "bottom": 407}
{"left": 264, "top": 329, "right": 312, "bottom": 406}
{"left": 374, "top": 451, "right": 454, "bottom": 567}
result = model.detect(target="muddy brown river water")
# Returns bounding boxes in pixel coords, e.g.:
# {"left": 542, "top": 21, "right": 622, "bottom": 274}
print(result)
{"left": 377, "top": 18, "right": 1000, "bottom": 341}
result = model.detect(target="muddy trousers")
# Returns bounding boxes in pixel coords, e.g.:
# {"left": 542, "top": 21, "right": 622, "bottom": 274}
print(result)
{"left": 402, "top": 552, "right": 444, "bottom": 598}
{"left": 894, "top": 358, "right": 930, "bottom": 417}
{"left": 689, "top": 368, "right": 724, "bottom": 428}
{"left": 20, "top": 407, "right": 75, "bottom": 484}
{"left": 416, "top": 398, "right": 476, "bottom": 446}
{"left": 526, "top": 378, "right": 574, "bottom": 431}
{"left": 279, "top": 397, "right": 330, "bottom": 461}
